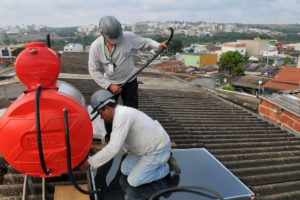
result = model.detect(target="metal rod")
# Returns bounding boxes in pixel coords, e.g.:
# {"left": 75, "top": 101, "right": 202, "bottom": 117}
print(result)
{"left": 42, "top": 177, "right": 46, "bottom": 200}
{"left": 22, "top": 175, "right": 27, "bottom": 200}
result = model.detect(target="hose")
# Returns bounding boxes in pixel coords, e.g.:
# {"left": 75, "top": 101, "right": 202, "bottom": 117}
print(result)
{"left": 149, "top": 185, "right": 224, "bottom": 200}
{"left": 63, "top": 109, "right": 99, "bottom": 195}
{"left": 90, "top": 27, "right": 174, "bottom": 119}
{"left": 35, "top": 85, "right": 50, "bottom": 176}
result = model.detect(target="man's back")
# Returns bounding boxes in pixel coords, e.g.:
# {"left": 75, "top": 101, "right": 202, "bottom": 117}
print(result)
{"left": 111, "top": 105, "right": 170, "bottom": 155}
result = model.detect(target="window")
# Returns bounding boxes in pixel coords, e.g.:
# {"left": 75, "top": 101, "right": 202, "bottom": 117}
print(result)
{"left": 1, "top": 50, "right": 9, "bottom": 57}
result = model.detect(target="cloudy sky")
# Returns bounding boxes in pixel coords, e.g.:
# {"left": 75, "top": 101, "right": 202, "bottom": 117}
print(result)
{"left": 0, "top": 0, "right": 299, "bottom": 27}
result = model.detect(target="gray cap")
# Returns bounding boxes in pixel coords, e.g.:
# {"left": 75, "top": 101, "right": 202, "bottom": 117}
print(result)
{"left": 90, "top": 90, "right": 115, "bottom": 112}
{"left": 99, "top": 16, "right": 123, "bottom": 44}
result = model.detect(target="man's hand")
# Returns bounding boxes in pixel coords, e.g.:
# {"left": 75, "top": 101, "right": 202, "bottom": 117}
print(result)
{"left": 158, "top": 40, "right": 168, "bottom": 49}
{"left": 78, "top": 159, "right": 90, "bottom": 171}
{"left": 109, "top": 84, "right": 122, "bottom": 94}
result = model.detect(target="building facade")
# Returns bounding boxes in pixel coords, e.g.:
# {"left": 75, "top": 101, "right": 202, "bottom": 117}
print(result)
{"left": 181, "top": 53, "right": 218, "bottom": 68}
{"left": 238, "top": 38, "right": 270, "bottom": 56}
{"left": 221, "top": 42, "right": 246, "bottom": 56}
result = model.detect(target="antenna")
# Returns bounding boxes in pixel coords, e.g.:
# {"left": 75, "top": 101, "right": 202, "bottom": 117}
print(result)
{"left": 46, "top": 34, "right": 51, "bottom": 48}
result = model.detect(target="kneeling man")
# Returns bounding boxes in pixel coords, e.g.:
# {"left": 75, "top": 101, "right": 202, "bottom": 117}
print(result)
{"left": 79, "top": 90, "right": 180, "bottom": 187}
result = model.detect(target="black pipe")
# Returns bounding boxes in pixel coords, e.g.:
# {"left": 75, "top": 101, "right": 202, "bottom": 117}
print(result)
{"left": 149, "top": 185, "right": 224, "bottom": 200}
{"left": 46, "top": 34, "right": 51, "bottom": 48}
{"left": 35, "top": 85, "right": 50, "bottom": 176}
{"left": 63, "top": 109, "right": 99, "bottom": 195}
{"left": 90, "top": 27, "right": 174, "bottom": 117}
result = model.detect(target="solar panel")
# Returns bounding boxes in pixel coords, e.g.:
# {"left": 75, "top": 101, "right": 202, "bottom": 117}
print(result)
{"left": 90, "top": 148, "right": 254, "bottom": 200}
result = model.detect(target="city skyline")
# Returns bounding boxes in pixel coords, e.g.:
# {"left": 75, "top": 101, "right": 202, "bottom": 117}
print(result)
{"left": 0, "top": 0, "right": 299, "bottom": 27}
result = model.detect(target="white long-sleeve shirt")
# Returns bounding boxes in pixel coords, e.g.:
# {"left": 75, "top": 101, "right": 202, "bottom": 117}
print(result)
{"left": 87, "top": 105, "right": 170, "bottom": 168}
{"left": 88, "top": 32, "right": 160, "bottom": 89}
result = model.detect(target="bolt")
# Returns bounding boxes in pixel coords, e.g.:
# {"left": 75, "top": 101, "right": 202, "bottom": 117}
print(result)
{"left": 30, "top": 49, "right": 37, "bottom": 54}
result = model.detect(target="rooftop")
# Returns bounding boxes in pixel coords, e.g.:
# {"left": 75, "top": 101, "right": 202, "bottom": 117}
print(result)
{"left": 263, "top": 67, "right": 300, "bottom": 91}
{"left": 1, "top": 52, "right": 300, "bottom": 200}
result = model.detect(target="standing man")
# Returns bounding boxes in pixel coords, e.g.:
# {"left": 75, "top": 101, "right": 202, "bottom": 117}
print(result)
{"left": 89, "top": 16, "right": 167, "bottom": 109}
{"left": 89, "top": 16, "right": 167, "bottom": 142}
{"left": 79, "top": 90, "right": 180, "bottom": 187}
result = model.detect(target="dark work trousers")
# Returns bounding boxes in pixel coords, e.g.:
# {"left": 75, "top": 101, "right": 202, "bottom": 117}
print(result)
{"left": 105, "top": 78, "right": 138, "bottom": 142}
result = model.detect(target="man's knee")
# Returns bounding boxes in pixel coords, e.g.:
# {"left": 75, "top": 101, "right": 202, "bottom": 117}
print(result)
{"left": 127, "top": 174, "right": 142, "bottom": 187}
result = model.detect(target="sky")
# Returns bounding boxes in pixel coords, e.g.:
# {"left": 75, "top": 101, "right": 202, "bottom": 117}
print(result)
{"left": 0, "top": 0, "right": 299, "bottom": 27}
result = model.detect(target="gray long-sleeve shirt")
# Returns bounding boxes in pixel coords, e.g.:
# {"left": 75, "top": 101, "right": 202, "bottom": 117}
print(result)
{"left": 88, "top": 32, "right": 160, "bottom": 89}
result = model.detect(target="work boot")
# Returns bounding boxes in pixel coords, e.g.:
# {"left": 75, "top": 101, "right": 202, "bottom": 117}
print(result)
{"left": 168, "top": 153, "right": 181, "bottom": 175}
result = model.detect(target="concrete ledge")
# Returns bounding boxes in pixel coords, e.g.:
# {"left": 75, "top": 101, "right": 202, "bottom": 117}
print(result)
{"left": 0, "top": 82, "right": 25, "bottom": 100}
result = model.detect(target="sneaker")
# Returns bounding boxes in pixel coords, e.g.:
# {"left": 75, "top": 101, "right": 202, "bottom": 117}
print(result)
{"left": 168, "top": 153, "right": 181, "bottom": 175}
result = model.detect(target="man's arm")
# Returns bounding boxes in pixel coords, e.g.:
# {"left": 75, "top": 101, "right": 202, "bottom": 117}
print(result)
{"left": 127, "top": 32, "right": 160, "bottom": 50}
{"left": 88, "top": 45, "right": 112, "bottom": 89}
{"left": 85, "top": 109, "right": 132, "bottom": 169}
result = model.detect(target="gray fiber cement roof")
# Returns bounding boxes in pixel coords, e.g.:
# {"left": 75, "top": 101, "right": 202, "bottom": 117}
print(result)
{"left": 1, "top": 52, "right": 300, "bottom": 200}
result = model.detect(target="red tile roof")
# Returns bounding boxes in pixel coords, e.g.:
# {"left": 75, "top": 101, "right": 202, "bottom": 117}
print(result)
{"left": 263, "top": 67, "right": 300, "bottom": 90}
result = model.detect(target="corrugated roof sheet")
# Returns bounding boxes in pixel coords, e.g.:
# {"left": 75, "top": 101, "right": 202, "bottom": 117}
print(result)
{"left": 232, "top": 75, "right": 271, "bottom": 89}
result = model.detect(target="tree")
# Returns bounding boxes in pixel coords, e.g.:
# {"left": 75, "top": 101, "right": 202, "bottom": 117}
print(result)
{"left": 283, "top": 56, "right": 293, "bottom": 65}
{"left": 219, "top": 51, "right": 244, "bottom": 76}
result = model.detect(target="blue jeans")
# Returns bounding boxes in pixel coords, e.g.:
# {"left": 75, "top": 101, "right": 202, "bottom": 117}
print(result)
{"left": 121, "top": 142, "right": 171, "bottom": 187}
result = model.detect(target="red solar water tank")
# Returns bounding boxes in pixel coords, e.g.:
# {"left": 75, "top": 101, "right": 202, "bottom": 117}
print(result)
{"left": 0, "top": 43, "right": 93, "bottom": 177}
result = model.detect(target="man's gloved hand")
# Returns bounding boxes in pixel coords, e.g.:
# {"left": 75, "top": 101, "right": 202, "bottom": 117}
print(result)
{"left": 88, "top": 147, "right": 99, "bottom": 156}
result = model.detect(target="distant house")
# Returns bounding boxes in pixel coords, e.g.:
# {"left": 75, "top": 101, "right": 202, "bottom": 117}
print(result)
{"left": 221, "top": 42, "right": 246, "bottom": 56}
{"left": 238, "top": 38, "right": 269, "bottom": 56}
{"left": 193, "top": 45, "right": 207, "bottom": 53}
{"left": 153, "top": 61, "right": 187, "bottom": 73}
{"left": 188, "top": 72, "right": 233, "bottom": 89}
{"left": 208, "top": 45, "right": 221, "bottom": 52}
{"left": 259, "top": 92, "right": 300, "bottom": 134}
{"left": 0, "top": 47, "right": 12, "bottom": 59}
{"left": 262, "top": 67, "right": 300, "bottom": 94}
{"left": 248, "top": 56, "right": 259, "bottom": 63}
{"left": 181, "top": 53, "right": 218, "bottom": 68}
{"left": 231, "top": 75, "right": 271, "bottom": 95}
{"left": 64, "top": 43, "right": 84, "bottom": 52}
{"left": 244, "top": 63, "right": 282, "bottom": 76}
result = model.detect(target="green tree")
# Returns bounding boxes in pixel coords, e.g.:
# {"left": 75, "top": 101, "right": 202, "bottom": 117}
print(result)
{"left": 221, "top": 85, "right": 235, "bottom": 91}
{"left": 283, "top": 56, "right": 293, "bottom": 65}
{"left": 56, "top": 27, "right": 78, "bottom": 37}
{"left": 219, "top": 51, "right": 244, "bottom": 76}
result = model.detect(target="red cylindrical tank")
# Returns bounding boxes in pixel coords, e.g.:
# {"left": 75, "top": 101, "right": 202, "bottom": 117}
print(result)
{"left": 0, "top": 43, "right": 93, "bottom": 177}
{"left": 0, "top": 81, "right": 93, "bottom": 177}
{"left": 15, "top": 42, "right": 61, "bottom": 92}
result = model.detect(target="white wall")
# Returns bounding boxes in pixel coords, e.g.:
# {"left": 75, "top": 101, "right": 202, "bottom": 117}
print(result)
{"left": 295, "top": 43, "right": 300, "bottom": 51}
{"left": 221, "top": 46, "right": 246, "bottom": 56}
{"left": 64, "top": 43, "right": 84, "bottom": 52}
